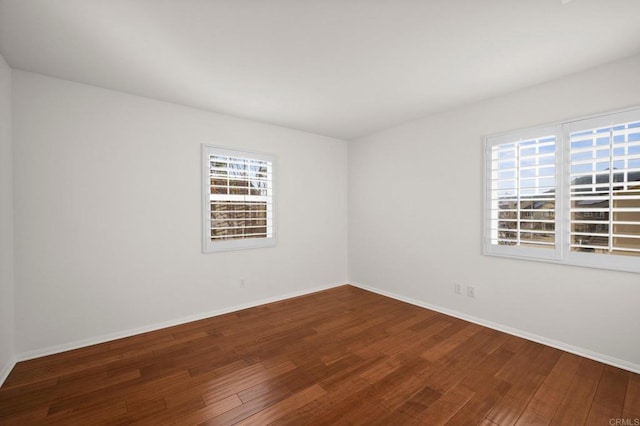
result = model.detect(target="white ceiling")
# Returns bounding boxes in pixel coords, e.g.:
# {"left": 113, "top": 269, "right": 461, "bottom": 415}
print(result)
{"left": 1, "top": 0, "right": 640, "bottom": 140}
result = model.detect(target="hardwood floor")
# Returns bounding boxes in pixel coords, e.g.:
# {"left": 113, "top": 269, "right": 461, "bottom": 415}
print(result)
{"left": 1, "top": 285, "right": 638, "bottom": 425}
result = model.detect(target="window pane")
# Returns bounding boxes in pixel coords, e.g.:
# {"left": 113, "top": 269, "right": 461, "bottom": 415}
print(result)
{"left": 569, "top": 119, "right": 640, "bottom": 257}
{"left": 489, "top": 135, "right": 556, "bottom": 249}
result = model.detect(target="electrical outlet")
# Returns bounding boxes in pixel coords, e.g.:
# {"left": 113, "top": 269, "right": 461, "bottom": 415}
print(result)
{"left": 467, "top": 286, "right": 475, "bottom": 298}
{"left": 454, "top": 283, "right": 462, "bottom": 295}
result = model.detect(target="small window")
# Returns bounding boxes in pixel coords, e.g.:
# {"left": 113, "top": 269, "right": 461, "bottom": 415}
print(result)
{"left": 202, "top": 145, "right": 275, "bottom": 252}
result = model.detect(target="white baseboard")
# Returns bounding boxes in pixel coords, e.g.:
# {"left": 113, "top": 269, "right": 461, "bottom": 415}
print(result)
{"left": 349, "top": 281, "right": 640, "bottom": 375}
{"left": 0, "top": 355, "right": 16, "bottom": 387}
{"left": 14, "top": 282, "right": 347, "bottom": 363}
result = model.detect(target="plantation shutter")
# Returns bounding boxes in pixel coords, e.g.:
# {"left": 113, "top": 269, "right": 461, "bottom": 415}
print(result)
{"left": 485, "top": 125, "right": 561, "bottom": 261}
{"left": 568, "top": 114, "right": 640, "bottom": 257}
{"left": 485, "top": 108, "right": 640, "bottom": 272}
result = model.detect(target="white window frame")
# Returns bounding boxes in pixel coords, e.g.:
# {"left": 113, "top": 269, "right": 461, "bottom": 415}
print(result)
{"left": 202, "top": 145, "right": 276, "bottom": 253}
{"left": 484, "top": 107, "right": 640, "bottom": 274}
{"left": 484, "top": 125, "right": 564, "bottom": 263}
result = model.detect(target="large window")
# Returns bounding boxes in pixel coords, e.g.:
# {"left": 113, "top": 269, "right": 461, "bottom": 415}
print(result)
{"left": 202, "top": 145, "right": 275, "bottom": 252}
{"left": 485, "top": 108, "right": 640, "bottom": 273}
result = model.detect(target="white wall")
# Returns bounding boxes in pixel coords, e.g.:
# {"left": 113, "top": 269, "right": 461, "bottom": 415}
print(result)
{"left": 0, "top": 54, "right": 14, "bottom": 380}
{"left": 12, "top": 71, "right": 348, "bottom": 355}
{"left": 349, "top": 54, "right": 640, "bottom": 370}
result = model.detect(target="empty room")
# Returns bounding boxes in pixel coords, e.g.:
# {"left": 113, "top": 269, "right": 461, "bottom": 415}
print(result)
{"left": 1, "top": 0, "right": 639, "bottom": 424}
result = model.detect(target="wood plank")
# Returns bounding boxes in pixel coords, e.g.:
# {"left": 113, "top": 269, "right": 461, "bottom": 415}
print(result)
{"left": 515, "top": 352, "right": 582, "bottom": 425}
{"left": 396, "top": 385, "right": 443, "bottom": 418}
{"left": 170, "top": 394, "right": 242, "bottom": 425}
{"left": 585, "top": 365, "right": 629, "bottom": 425}
{"left": 486, "top": 346, "right": 562, "bottom": 425}
{"left": 417, "top": 384, "right": 476, "bottom": 424}
{"left": 445, "top": 377, "right": 511, "bottom": 425}
{"left": 550, "top": 357, "right": 603, "bottom": 425}
{"left": 623, "top": 372, "right": 640, "bottom": 419}
{"left": 235, "top": 384, "right": 326, "bottom": 425}
{"left": 112, "top": 396, "right": 167, "bottom": 424}
{"left": 205, "top": 383, "right": 292, "bottom": 425}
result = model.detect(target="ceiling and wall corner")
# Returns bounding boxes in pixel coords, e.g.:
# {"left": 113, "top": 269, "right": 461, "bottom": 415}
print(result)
{"left": 0, "top": 1, "right": 640, "bottom": 375}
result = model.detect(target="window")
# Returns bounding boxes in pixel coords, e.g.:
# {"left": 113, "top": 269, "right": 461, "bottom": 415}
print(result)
{"left": 485, "top": 125, "right": 561, "bottom": 262}
{"left": 202, "top": 145, "right": 275, "bottom": 252}
{"left": 484, "top": 108, "right": 640, "bottom": 273}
